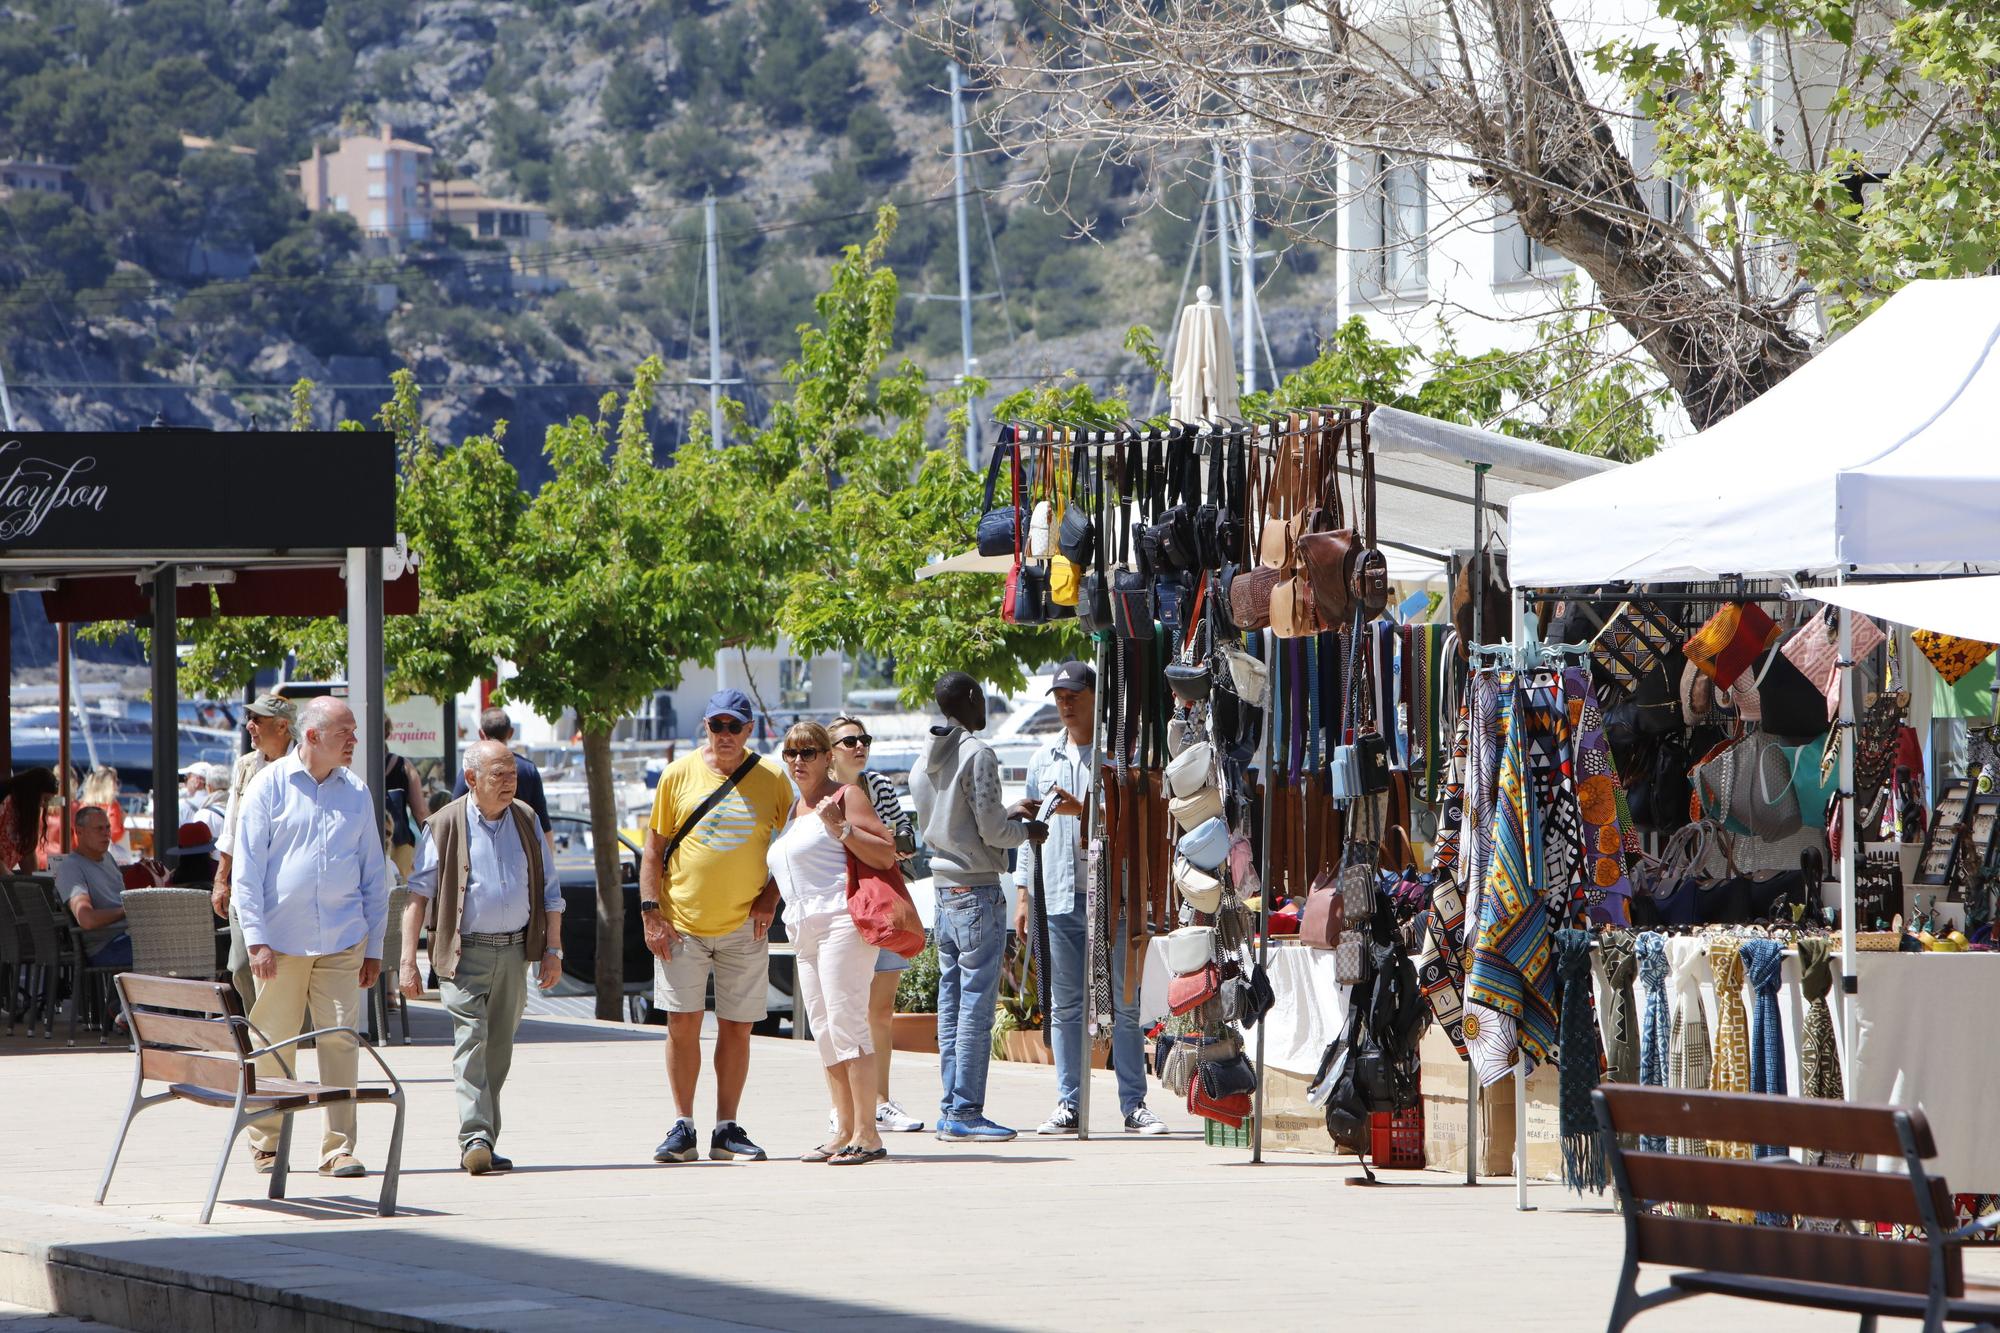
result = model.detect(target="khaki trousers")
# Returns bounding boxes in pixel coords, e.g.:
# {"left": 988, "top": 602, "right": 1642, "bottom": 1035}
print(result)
{"left": 246, "top": 940, "right": 365, "bottom": 1164}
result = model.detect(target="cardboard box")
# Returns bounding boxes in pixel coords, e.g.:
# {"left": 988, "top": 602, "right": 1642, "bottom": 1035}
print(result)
{"left": 1419, "top": 1027, "right": 1565, "bottom": 1181}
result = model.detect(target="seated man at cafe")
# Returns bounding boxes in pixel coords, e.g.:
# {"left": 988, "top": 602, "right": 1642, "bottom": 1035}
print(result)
{"left": 55, "top": 806, "right": 131, "bottom": 968}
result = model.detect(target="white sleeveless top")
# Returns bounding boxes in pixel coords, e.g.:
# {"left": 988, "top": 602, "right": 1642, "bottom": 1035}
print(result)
{"left": 767, "top": 795, "right": 850, "bottom": 918}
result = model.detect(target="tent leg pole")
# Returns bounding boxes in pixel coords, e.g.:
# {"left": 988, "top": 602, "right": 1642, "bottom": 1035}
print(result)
{"left": 1514, "top": 1057, "right": 1534, "bottom": 1210}
{"left": 1838, "top": 600, "right": 1858, "bottom": 1097}
{"left": 1252, "top": 628, "right": 1274, "bottom": 1166}
{"left": 1466, "top": 1062, "right": 1477, "bottom": 1185}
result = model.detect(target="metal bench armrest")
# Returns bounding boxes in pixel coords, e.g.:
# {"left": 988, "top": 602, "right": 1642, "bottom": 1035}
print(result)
{"left": 243, "top": 1025, "right": 403, "bottom": 1098}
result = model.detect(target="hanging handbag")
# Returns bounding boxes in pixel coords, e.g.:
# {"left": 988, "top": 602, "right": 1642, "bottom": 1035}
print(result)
{"left": 1164, "top": 924, "right": 1217, "bottom": 975}
{"left": 1049, "top": 553, "right": 1080, "bottom": 607}
{"left": 1302, "top": 864, "right": 1346, "bottom": 949}
{"left": 1452, "top": 543, "right": 1511, "bottom": 656}
{"left": 1592, "top": 599, "right": 1682, "bottom": 698}
{"left": 1217, "top": 646, "right": 1269, "bottom": 707}
{"left": 1782, "top": 606, "right": 1885, "bottom": 720}
{"left": 1076, "top": 441, "right": 1115, "bottom": 633}
{"left": 1198, "top": 1050, "right": 1259, "bottom": 1100}
{"left": 1173, "top": 856, "right": 1224, "bottom": 914}
{"left": 1298, "top": 412, "right": 1360, "bottom": 623}
{"left": 1168, "top": 961, "right": 1221, "bottom": 1015}
{"left": 1256, "top": 420, "right": 1296, "bottom": 568}
{"left": 1176, "top": 815, "right": 1232, "bottom": 871}
{"left": 1164, "top": 741, "right": 1214, "bottom": 800}
{"left": 1755, "top": 648, "right": 1832, "bottom": 742}
{"left": 976, "top": 436, "right": 1027, "bottom": 556}
{"left": 1684, "top": 601, "right": 1783, "bottom": 688}
{"left": 1351, "top": 415, "right": 1389, "bottom": 615}
{"left": 1727, "top": 732, "right": 1803, "bottom": 839}
{"left": 1168, "top": 785, "right": 1223, "bottom": 832}
{"left": 1187, "top": 1080, "right": 1253, "bottom": 1127}
{"left": 845, "top": 847, "right": 926, "bottom": 958}
{"left": 1055, "top": 435, "right": 1095, "bottom": 566}
{"left": 1912, "top": 628, "right": 1998, "bottom": 685}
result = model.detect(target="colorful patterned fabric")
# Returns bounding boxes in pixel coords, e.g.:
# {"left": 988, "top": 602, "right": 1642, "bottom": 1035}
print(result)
{"left": 1465, "top": 676, "right": 1558, "bottom": 1084}
{"left": 1707, "top": 937, "right": 1755, "bottom": 1221}
{"left": 1420, "top": 704, "right": 1473, "bottom": 1059}
{"left": 1555, "top": 928, "right": 1607, "bottom": 1195}
{"left": 1461, "top": 674, "right": 1502, "bottom": 938}
{"left": 1635, "top": 933, "right": 1670, "bottom": 1153}
{"left": 1563, "top": 667, "right": 1634, "bottom": 924}
{"left": 1685, "top": 602, "right": 1783, "bottom": 689}
{"left": 1598, "top": 929, "right": 1639, "bottom": 1088}
{"left": 1913, "top": 629, "right": 1998, "bottom": 685}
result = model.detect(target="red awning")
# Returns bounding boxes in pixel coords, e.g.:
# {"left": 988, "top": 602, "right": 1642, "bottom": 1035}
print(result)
{"left": 38, "top": 568, "right": 419, "bottom": 622}
{"left": 40, "top": 577, "right": 212, "bottom": 622}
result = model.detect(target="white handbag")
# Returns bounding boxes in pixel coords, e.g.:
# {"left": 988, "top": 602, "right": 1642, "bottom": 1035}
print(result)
{"left": 1172, "top": 856, "right": 1223, "bottom": 914}
{"left": 1168, "top": 785, "right": 1224, "bottom": 833}
{"left": 1164, "top": 742, "right": 1214, "bottom": 800}
{"left": 1164, "top": 924, "right": 1216, "bottom": 976}
{"left": 1028, "top": 500, "right": 1052, "bottom": 557}
{"left": 1218, "top": 647, "right": 1269, "bottom": 707}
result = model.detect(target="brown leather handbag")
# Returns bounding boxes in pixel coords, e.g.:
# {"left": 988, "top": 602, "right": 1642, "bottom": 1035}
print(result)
{"left": 1298, "top": 413, "right": 1359, "bottom": 624}
{"left": 1256, "top": 422, "right": 1295, "bottom": 569}
{"left": 1350, "top": 413, "right": 1390, "bottom": 615}
{"left": 1301, "top": 863, "right": 1345, "bottom": 949}
{"left": 1230, "top": 444, "right": 1278, "bottom": 629}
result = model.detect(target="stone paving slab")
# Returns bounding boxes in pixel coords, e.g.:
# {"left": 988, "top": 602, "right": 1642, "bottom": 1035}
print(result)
{"left": 4, "top": 1004, "right": 1996, "bottom": 1330}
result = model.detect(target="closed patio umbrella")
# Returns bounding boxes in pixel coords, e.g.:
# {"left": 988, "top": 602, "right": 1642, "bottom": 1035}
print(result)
{"left": 1170, "top": 285, "right": 1240, "bottom": 423}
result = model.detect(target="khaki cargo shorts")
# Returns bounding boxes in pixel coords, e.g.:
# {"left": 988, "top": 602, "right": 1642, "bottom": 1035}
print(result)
{"left": 653, "top": 919, "right": 769, "bottom": 1023}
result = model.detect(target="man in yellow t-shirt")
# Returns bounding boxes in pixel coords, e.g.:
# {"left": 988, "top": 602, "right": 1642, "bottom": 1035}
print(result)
{"left": 638, "top": 689, "right": 792, "bottom": 1164}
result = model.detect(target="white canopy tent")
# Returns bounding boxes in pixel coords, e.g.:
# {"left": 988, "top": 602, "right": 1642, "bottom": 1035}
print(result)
{"left": 1509, "top": 277, "right": 2000, "bottom": 587}
{"left": 1806, "top": 576, "right": 2000, "bottom": 646}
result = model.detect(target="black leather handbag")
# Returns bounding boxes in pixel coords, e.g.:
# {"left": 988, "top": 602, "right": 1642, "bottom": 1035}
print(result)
{"left": 976, "top": 434, "right": 1026, "bottom": 557}
{"left": 1056, "top": 436, "right": 1095, "bottom": 567}
{"left": 1111, "top": 437, "right": 1155, "bottom": 641}
{"left": 1075, "top": 442, "right": 1115, "bottom": 633}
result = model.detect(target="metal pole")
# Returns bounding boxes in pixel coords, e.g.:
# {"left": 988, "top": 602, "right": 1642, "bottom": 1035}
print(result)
{"left": 704, "top": 194, "right": 724, "bottom": 448}
{"left": 347, "top": 545, "right": 386, "bottom": 1040}
{"left": 58, "top": 623, "right": 71, "bottom": 853}
{"left": 949, "top": 62, "right": 980, "bottom": 462}
{"left": 1210, "top": 142, "right": 1234, "bottom": 351}
{"left": 1837, "top": 598, "right": 1858, "bottom": 1092}
{"left": 150, "top": 567, "right": 178, "bottom": 877}
{"left": 1251, "top": 628, "right": 1275, "bottom": 1163}
{"left": 1466, "top": 461, "right": 1491, "bottom": 1186}
{"left": 1238, "top": 131, "right": 1256, "bottom": 396}
{"left": 1510, "top": 583, "right": 1534, "bottom": 1213}
{"left": 0, "top": 354, "right": 17, "bottom": 430}
{"left": 72, "top": 624, "right": 98, "bottom": 772}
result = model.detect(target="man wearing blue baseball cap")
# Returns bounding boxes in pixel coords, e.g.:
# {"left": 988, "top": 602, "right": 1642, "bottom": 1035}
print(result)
{"left": 637, "top": 688, "right": 793, "bottom": 1164}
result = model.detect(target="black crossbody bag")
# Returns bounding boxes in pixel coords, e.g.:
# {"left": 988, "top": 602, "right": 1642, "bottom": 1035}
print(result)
{"left": 663, "top": 753, "right": 763, "bottom": 869}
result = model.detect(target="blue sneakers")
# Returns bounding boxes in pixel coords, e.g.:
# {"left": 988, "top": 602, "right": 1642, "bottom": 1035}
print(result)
{"left": 935, "top": 1115, "right": 1018, "bottom": 1142}
{"left": 653, "top": 1121, "right": 698, "bottom": 1163}
{"left": 708, "top": 1122, "right": 769, "bottom": 1161}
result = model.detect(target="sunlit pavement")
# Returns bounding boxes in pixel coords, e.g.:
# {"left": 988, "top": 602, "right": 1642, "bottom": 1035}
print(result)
{"left": 3, "top": 1003, "right": 1993, "bottom": 1331}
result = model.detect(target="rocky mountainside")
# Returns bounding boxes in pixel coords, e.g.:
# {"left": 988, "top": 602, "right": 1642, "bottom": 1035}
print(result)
{"left": 0, "top": 0, "right": 1337, "bottom": 483}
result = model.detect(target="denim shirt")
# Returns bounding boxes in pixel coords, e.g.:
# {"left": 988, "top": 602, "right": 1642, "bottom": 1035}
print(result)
{"left": 231, "top": 754, "right": 389, "bottom": 959}
{"left": 1015, "top": 735, "right": 1094, "bottom": 917}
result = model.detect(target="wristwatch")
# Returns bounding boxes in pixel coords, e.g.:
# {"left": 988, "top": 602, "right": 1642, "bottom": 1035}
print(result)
{"left": 639, "top": 900, "right": 660, "bottom": 914}
{"left": 545, "top": 947, "right": 565, "bottom": 959}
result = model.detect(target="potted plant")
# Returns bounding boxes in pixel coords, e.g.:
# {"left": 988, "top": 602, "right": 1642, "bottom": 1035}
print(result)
{"left": 892, "top": 942, "right": 940, "bottom": 1053}
{"left": 991, "top": 937, "right": 1053, "bottom": 1064}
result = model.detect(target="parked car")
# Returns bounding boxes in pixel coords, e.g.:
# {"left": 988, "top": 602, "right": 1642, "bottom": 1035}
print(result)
{"left": 547, "top": 813, "right": 796, "bottom": 1030}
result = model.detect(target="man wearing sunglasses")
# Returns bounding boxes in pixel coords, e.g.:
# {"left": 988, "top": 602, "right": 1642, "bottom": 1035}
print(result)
{"left": 638, "top": 689, "right": 793, "bottom": 1165}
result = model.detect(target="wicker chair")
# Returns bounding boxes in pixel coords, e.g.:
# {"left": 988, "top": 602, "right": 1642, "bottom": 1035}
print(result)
{"left": 123, "top": 888, "right": 219, "bottom": 979}
{"left": 369, "top": 885, "right": 411, "bottom": 1045}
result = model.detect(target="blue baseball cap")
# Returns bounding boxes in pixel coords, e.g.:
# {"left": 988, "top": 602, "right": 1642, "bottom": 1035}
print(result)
{"left": 703, "top": 688, "right": 754, "bottom": 723}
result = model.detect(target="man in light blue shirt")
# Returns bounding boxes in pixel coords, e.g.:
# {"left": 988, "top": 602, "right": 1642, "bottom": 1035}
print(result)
{"left": 232, "top": 696, "right": 390, "bottom": 1179}
{"left": 399, "top": 740, "right": 563, "bottom": 1175}
{"left": 1014, "top": 661, "right": 1165, "bottom": 1136}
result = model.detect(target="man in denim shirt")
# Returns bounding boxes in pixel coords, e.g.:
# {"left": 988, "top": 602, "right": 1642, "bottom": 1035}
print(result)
{"left": 910, "top": 671, "right": 1045, "bottom": 1142}
{"left": 1016, "top": 661, "right": 1167, "bottom": 1136}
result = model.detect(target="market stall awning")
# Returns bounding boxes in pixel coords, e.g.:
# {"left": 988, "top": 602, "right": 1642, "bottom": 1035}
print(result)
{"left": 1804, "top": 576, "right": 2000, "bottom": 646}
{"left": 1508, "top": 277, "right": 2000, "bottom": 586}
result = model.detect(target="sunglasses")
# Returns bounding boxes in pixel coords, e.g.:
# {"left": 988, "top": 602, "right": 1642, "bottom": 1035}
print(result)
{"left": 834, "top": 734, "right": 874, "bottom": 748}
{"left": 706, "top": 718, "right": 748, "bottom": 735}
{"left": 781, "top": 747, "right": 824, "bottom": 762}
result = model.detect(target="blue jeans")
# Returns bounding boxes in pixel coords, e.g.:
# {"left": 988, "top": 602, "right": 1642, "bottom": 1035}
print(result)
{"left": 1048, "top": 907, "right": 1146, "bottom": 1115}
{"left": 88, "top": 934, "right": 133, "bottom": 969}
{"left": 935, "top": 884, "right": 1005, "bottom": 1121}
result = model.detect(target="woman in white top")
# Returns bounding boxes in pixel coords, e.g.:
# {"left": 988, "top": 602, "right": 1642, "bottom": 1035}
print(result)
{"left": 827, "top": 714, "right": 925, "bottom": 1134}
{"left": 769, "top": 720, "right": 900, "bottom": 1164}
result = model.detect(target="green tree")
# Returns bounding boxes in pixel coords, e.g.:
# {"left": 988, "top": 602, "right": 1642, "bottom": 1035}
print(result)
{"left": 505, "top": 359, "right": 771, "bottom": 1018}
{"left": 1603, "top": 0, "right": 2000, "bottom": 330}
{"left": 642, "top": 120, "right": 749, "bottom": 198}
{"left": 845, "top": 103, "right": 905, "bottom": 178}
{"left": 600, "top": 58, "right": 667, "bottom": 133}
{"left": 0, "top": 192, "right": 116, "bottom": 298}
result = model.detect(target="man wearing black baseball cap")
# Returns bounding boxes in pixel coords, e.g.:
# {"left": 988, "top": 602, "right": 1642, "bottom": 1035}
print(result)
{"left": 1019, "top": 662, "right": 1167, "bottom": 1136}
{"left": 637, "top": 688, "right": 792, "bottom": 1164}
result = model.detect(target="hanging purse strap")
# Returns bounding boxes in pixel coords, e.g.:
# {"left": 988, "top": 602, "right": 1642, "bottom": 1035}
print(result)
{"left": 1011, "top": 435, "right": 1024, "bottom": 555}
{"left": 981, "top": 433, "right": 1010, "bottom": 514}
{"left": 1361, "top": 409, "right": 1379, "bottom": 550}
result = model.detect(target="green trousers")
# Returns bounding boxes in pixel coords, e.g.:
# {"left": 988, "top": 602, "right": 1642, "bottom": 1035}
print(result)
{"left": 441, "top": 938, "right": 529, "bottom": 1151}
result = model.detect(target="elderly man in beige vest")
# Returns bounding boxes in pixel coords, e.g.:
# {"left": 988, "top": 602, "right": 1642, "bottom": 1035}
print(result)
{"left": 398, "top": 740, "right": 563, "bottom": 1175}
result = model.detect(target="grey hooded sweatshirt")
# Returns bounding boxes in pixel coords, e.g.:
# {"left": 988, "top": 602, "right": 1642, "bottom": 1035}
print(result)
{"left": 909, "top": 723, "right": 1025, "bottom": 888}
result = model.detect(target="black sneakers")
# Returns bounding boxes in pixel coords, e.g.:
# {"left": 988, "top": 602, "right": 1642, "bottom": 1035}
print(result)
{"left": 708, "top": 1122, "right": 769, "bottom": 1161}
{"left": 653, "top": 1121, "right": 698, "bottom": 1163}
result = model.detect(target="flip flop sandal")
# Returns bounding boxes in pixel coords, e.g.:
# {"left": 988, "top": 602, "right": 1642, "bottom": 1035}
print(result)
{"left": 828, "top": 1147, "right": 887, "bottom": 1166}
{"left": 799, "top": 1143, "right": 845, "bottom": 1163}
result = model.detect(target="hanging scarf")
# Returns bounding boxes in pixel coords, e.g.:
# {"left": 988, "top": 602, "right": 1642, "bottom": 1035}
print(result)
{"left": 1598, "top": 929, "right": 1640, "bottom": 1087}
{"left": 1419, "top": 706, "right": 1473, "bottom": 1058}
{"left": 1465, "top": 676, "right": 1558, "bottom": 1084}
{"left": 1740, "top": 935, "right": 1792, "bottom": 1224}
{"left": 1666, "top": 936, "right": 1712, "bottom": 1163}
{"left": 1461, "top": 672, "right": 1503, "bottom": 937}
{"left": 1635, "top": 932, "right": 1670, "bottom": 1152}
{"left": 1794, "top": 937, "right": 1858, "bottom": 1198}
{"left": 1707, "top": 936, "right": 1755, "bottom": 1221}
{"left": 1563, "top": 667, "right": 1635, "bottom": 925}
{"left": 1520, "top": 673, "right": 1579, "bottom": 908}
{"left": 1555, "top": 928, "right": 1608, "bottom": 1195}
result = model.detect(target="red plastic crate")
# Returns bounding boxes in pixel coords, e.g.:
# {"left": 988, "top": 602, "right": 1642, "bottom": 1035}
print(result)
{"left": 1368, "top": 1073, "right": 1426, "bottom": 1170}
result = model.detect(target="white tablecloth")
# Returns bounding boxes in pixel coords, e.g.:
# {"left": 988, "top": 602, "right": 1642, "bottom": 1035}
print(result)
{"left": 1141, "top": 940, "right": 1350, "bottom": 1078}
{"left": 1849, "top": 953, "right": 2000, "bottom": 1192}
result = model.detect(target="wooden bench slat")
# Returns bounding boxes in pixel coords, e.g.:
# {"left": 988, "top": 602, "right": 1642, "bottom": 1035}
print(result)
{"left": 1671, "top": 1273, "right": 2000, "bottom": 1321}
{"left": 1599, "top": 1085, "right": 1932, "bottom": 1157}
{"left": 140, "top": 1048, "right": 248, "bottom": 1096}
{"left": 1622, "top": 1151, "right": 1946, "bottom": 1227}
{"left": 131, "top": 1011, "right": 250, "bottom": 1056}
{"left": 1634, "top": 1216, "right": 1957, "bottom": 1297}
{"left": 117, "top": 974, "right": 237, "bottom": 1015}
{"left": 168, "top": 1081, "right": 394, "bottom": 1110}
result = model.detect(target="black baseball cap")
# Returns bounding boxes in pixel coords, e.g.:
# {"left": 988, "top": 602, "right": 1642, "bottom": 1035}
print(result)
{"left": 1050, "top": 660, "right": 1096, "bottom": 693}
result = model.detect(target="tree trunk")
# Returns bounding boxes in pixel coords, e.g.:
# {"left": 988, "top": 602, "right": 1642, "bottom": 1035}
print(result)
{"left": 581, "top": 724, "right": 625, "bottom": 1023}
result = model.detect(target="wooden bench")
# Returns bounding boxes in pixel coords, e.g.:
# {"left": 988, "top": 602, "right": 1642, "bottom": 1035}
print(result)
{"left": 1596, "top": 1085, "right": 2000, "bottom": 1333}
{"left": 96, "top": 973, "right": 406, "bottom": 1224}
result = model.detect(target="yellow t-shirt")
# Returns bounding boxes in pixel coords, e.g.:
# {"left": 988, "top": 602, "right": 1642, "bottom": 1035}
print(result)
{"left": 649, "top": 751, "right": 793, "bottom": 937}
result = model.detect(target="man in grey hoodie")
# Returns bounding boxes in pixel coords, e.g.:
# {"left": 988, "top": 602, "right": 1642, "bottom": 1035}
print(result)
{"left": 910, "top": 671, "right": 1046, "bottom": 1142}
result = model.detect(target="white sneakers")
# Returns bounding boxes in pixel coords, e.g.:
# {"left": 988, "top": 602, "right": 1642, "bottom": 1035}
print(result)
{"left": 831, "top": 1102, "right": 928, "bottom": 1135}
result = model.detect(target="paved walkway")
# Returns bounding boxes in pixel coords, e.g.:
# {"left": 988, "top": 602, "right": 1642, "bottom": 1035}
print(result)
{"left": 2, "top": 1003, "right": 1993, "bottom": 1331}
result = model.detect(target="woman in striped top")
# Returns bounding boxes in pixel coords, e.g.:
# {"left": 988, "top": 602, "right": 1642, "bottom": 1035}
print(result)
{"left": 829, "top": 714, "right": 925, "bottom": 1134}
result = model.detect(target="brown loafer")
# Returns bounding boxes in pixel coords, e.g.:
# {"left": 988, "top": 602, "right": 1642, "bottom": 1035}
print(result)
{"left": 462, "top": 1142, "right": 494, "bottom": 1176}
{"left": 319, "top": 1154, "right": 366, "bottom": 1178}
